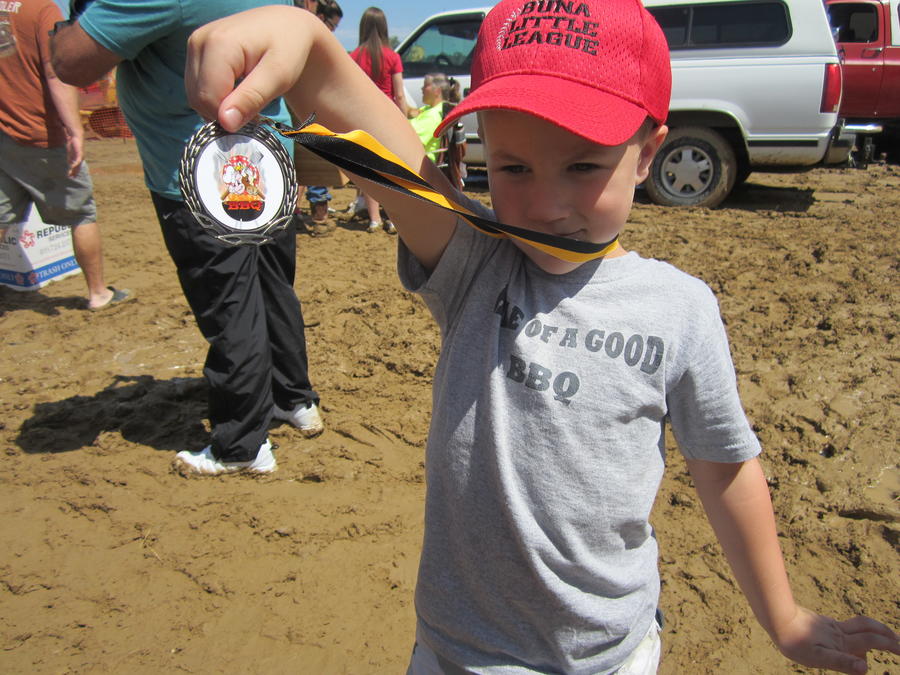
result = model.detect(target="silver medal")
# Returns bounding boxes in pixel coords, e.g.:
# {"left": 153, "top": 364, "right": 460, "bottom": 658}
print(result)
{"left": 179, "top": 120, "right": 298, "bottom": 245}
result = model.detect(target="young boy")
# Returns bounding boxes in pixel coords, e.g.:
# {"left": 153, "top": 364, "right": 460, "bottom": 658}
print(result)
{"left": 184, "top": 1, "right": 899, "bottom": 672}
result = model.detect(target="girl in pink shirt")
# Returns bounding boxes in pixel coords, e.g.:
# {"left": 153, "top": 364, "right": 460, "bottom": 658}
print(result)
{"left": 348, "top": 6, "right": 408, "bottom": 233}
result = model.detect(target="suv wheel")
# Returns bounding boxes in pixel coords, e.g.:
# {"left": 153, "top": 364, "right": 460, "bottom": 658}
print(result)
{"left": 645, "top": 127, "right": 736, "bottom": 208}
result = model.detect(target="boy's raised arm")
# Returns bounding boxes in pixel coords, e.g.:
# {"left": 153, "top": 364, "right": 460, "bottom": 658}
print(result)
{"left": 186, "top": 5, "right": 459, "bottom": 269}
{"left": 686, "top": 457, "right": 900, "bottom": 674}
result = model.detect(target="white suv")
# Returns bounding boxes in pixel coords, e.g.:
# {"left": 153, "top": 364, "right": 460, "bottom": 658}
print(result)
{"left": 397, "top": 7, "right": 491, "bottom": 165}
{"left": 397, "top": 0, "right": 852, "bottom": 207}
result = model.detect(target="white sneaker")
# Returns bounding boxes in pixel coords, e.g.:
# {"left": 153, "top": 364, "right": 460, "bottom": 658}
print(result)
{"left": 174, "top": 439, "right": 276, "bottom": 475}
{"left": 384, "top": 221, "right": 397, "bottom": 235}
{"left": 366, "top": 221, "right": 381, "bottom": 233}
{"left": 273, "top": 402, "right": 324, "bottom": 437}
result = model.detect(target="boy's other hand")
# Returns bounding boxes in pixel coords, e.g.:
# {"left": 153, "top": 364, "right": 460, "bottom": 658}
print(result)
{"left": 185, "top": 6, "right": 319, "bottom": 131}
{"left": 774, "top": 606, "right": 900, "bottom": 674}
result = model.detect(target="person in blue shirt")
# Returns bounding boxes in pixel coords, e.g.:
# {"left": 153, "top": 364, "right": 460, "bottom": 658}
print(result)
{"left": 51, "top": 0, "right": 325, "bottom": 475}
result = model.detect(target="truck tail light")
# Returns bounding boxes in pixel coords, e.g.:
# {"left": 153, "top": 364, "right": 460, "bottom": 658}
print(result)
{"left": 821, "top": 63, "right": 842, "bottom": 113}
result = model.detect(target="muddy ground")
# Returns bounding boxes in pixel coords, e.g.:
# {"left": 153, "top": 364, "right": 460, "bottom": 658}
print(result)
{"left": 1, "top": 138, "right": 897, "bottom": 674}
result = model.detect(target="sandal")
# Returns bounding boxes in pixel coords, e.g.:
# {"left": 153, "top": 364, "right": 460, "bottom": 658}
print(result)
{"left": 89, "top": 286, "right": 134, "bottom": 311}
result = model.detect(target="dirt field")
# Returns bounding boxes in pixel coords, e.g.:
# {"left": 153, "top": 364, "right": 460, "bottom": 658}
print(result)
{"left": 1, "top": 138, "right": 897, "bottom": 674}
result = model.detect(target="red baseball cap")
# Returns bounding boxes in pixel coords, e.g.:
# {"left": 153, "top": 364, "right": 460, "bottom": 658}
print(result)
{"left": 436, "top": 0, "right": 672, "bottom": 146}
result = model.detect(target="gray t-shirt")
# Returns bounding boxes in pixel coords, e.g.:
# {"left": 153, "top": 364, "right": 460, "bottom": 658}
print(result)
{"left": 398, "top": 200, "right": 761, "bottom": 675}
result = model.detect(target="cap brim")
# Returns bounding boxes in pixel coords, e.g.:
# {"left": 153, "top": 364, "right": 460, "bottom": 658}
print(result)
{"left": 436, "top": 74, "right": 651, "bottom": 147}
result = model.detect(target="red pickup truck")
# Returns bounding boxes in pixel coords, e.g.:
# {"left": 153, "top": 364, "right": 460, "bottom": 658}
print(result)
{"left": 827, "top": 0, "right": 900, "bottom": 161}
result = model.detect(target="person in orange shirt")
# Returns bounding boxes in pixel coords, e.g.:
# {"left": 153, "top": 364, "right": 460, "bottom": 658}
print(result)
{"left": 0, "top": 0, "right": 131, "bottom": 310}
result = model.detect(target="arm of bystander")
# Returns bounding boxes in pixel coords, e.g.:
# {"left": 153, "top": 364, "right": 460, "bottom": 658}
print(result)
{"left": 50, "top": 21, "right": 122, "bottom": 89}
{"left": 42, "top": 51, "right": 84, "bottom": 175}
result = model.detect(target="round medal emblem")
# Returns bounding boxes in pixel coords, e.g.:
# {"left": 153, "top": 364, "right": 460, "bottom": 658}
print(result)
{"left": 180, "top": 121, "right": 298, "bottom": 245}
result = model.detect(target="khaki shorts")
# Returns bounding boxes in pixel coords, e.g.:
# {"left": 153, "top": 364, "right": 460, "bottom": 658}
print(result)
{"left": 0, "top": 128, "right": 97, "bottom": 227}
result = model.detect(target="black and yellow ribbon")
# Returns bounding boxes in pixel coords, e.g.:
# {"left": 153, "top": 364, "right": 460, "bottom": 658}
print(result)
{"left": 261, "top": 114, "right": 619, "bottom": 263}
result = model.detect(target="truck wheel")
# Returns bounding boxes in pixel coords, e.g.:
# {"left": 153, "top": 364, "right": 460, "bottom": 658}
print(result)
{"left": 645, "top": 127, "right": 737, "bottom": 208}
{"left": 734, "top": 160, "right": 752, "bottom": 186}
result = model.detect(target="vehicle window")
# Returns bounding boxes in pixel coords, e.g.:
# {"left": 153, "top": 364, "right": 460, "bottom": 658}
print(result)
{"left": 651, "top": 7, "right": 690, "bottom": 46}
{"left": 648, "top": 1, "right": 791, "bottom": 49}
{"left": 399, "top": 18, "right": 480, "bottom": 78}
{"left": 828, "top": 4, "right": 879, "bottom": 43}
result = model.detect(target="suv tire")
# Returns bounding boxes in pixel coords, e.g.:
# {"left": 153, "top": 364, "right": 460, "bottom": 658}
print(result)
{"left": 645, "top": 127, "right": 736, "bottom": 208}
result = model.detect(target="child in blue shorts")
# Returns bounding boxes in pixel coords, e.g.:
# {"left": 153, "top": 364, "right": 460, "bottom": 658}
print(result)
{"left": 184, "top": 0, "right": 900, "bottom": 672}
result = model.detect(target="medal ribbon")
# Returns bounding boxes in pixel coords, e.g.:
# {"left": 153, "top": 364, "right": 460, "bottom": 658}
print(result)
{"left": 260, "top": 114, "right": 619, "bottom": 263}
